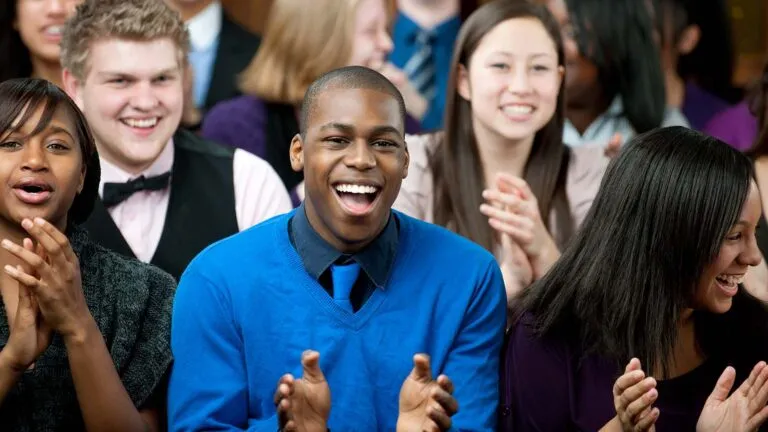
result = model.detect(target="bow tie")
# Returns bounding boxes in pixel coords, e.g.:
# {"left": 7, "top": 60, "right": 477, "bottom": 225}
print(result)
{"left": 102, "top": 172, "right": 172, "bottom": 208}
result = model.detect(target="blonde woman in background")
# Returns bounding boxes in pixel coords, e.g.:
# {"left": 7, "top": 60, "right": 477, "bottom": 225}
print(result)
{"left": 201, "top": 0, "right": 423, "bottom": 203}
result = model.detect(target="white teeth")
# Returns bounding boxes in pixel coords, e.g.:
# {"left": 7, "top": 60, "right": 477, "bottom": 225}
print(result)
{"left": 335, "top": 184, "right": 378, "bottom": 194}
{"left": 502, "top": 105, "right": 533, "bottom": 115}
{"left": 123, "top": 118, "right": 159, "bottom": 128}
{"left": 716, "top": 274, "right": 744, "bottom": 286}
{"left": 44, "top": 26, "right": 63, "bottom": 35}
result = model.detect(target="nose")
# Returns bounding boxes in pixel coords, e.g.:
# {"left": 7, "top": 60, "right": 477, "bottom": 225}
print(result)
{"left": 378, "top": 29, "right": 394, "bottom": 55}
{"left": 506, "top": 66, "right": 532, "bottom": 95}
{"left": 344, "top": 140, "right": 376, "bottom": 171}
{"left": 740, "top": 234, "right": 763, "bottom": 268}
{"left": 21, "top": 143, "right": 48, "bottom": 172}
{"left": 130, "top": 82, "right": 160, "bottom": 111}
{"left": 45, "top": 0, "right": 67, "bottom": 15}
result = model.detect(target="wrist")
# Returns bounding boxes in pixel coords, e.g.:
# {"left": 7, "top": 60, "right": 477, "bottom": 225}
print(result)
{"left": 62, "top": 314, "right": 98, "bottom": 347}
{"left": 530, "top": 240, "right": 560, "bottom": 280}
{"left": 0, "top": 348, "right": 27, "bottom": 375}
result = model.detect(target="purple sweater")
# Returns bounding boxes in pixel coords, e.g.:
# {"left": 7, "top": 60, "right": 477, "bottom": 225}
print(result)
{"left": 501, "top": 316, "right": 728, "bottom": 431}
{"left": 704, "top": 101, "right": 759, "bottom": 151}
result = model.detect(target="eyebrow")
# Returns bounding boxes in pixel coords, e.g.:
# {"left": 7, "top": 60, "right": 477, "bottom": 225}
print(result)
{"left": 96, "top": 67, "right": 179, "bottom": 78}
{"left": 47, "top": 126, "right": 75, "bottom": 140}
{"left": 319, "top": 123, "right": 402, "bottom": 136}
{"left": 489, "top": 51, "right": 555, "bottom": 59}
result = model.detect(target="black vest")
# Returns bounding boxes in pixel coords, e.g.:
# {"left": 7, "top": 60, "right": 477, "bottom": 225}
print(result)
{"left": 83, "top": 130, "right": 239, "bottom": 280}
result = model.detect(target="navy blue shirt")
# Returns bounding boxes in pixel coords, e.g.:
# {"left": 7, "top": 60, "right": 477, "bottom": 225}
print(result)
{"left": 390, "top": 12, "right": 461, "bottom": 131}
{"left": 288, "top": 204, "right": 399, "bottom": 311}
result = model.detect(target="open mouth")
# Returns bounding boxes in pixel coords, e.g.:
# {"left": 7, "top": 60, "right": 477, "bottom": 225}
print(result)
{"left": 714, "top": 273, "right": 743, "bottom": 296}
{"left": 333, "top": 183, "right": 381, "bottom": 216}
{"left": 12, "top": 180, "right": 53, "bottom": 205}
{"left": 501, "top": 104, "right": 536, "bottom": 120}
{"left": 120, "top": 117, "right": 161, "bottom": 133}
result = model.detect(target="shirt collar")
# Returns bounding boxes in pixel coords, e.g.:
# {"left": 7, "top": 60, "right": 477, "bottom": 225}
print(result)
{"left": 186, "top": 1, "right": 222, "bottom": 52}
{"left": 290, "top": 204, "right": 399, "bottom": 288}
{"left": 98, "top": 139, "right": 174, "bottom": 196}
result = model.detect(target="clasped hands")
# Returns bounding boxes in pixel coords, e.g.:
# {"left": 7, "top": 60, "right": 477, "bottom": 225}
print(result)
{"left": 0, "top": 218, "right": 92, "bottom": 372}
{"left": 609, "top": 358, "right": 768, "bottom": 432}
{"left": 274, "top": 351, "right": 458, "bottom": 432}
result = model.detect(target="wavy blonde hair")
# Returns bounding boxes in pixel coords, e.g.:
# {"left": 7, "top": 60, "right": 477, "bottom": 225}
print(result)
{"left": 239, "top": 0, "right": 361, "bottom": 104}
{"left": 60, "top": 0, "right": 189, "bottom": 81}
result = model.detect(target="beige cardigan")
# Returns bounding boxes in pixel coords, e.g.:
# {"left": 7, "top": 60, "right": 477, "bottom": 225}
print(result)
{"left": 393, "top": 133, "right": 610, "bottom": 247}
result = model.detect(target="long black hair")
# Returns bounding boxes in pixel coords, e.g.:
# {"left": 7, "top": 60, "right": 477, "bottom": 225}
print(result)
{"left": 565, "top": 0, "right": 666, "bottom": 134}
{"left": 431, "top": 0, "right": 572, "bottom": 251}
{"left": 0, "top": 0, "right": 33, "bottom": 82}
{"left": 0, "top": 78, "right": 100, "bottom": 226}
{"left": 512, "top": 126, "right": 768, "bottom": 378}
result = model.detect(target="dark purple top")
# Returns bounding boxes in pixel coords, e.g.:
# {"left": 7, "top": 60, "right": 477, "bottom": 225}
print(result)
{"left": 704, "top": 101, "right": 758, "bottom": 151}
{"left": 501, "top": 316, "right": 728, "bottom": 431}
{"left": 201, "top": 95, "right": 422, "bottom": 159}
{"left": 682, "top": 82, "right": 731, "bottom": 131}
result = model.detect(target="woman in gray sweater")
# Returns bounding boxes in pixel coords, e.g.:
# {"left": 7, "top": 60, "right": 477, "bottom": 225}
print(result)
{"left": 0, "top": 78, "right": 175, "bottom": 431}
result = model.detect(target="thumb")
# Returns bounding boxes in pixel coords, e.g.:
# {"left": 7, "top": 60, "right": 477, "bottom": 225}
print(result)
{"left": 16, "top": 267, "right": 33, "bottom": 311}
{"left": 410, "top": 354, "right": 432, "bottom": 383}
{"left": 625, "top": 358, "right": 641, "bottom": 373}
{"left": 707, "top": 366, "right": 736, "bottom": 403}
{"left": 301, "top": 350, "right": 325, "bottom": 383}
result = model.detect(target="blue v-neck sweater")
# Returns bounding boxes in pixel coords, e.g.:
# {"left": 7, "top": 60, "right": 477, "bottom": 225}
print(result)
{"left": 168, "top": 211, "right": 506, "bottom": 431}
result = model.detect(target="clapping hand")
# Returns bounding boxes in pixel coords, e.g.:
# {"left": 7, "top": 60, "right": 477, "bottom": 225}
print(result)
{"left": 696, "top": 361, "right": 768, "bottom": 432}
{"left": 275, "top": 350, "right": 331, "bottom": 432}
{"left": 397, "top": 354, "right": 459, "bottom": 432}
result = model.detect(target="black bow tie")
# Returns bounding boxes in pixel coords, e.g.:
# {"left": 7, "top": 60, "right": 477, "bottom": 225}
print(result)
{"left": 102, "top": 172, "right": 172, "bottom": 208}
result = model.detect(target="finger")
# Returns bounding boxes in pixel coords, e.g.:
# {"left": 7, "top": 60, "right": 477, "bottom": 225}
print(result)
{"left": 410, "top": 353, "right": 432, "bottom": 383}
{"left": 634, "top": 407, "right": 659, "bottom": 432}
{"left": 21, "top": 218, "right": 70, "bottom": 269}
{"left": 426, "top": 400, "right": 453, "bottom": 430}
{"left": 746, "top": 406, "right": 768, "bottom": 431}
{"left": 482, "top": 189, "right": 525, "bottom": 212}
{"left": 707, "top": 366, "right": 736, "bottom": 403}
{"left": 613, "top": 370, "right": 646, "bottom": 397}
{"left": 300, "top": 350, "right": 326, "bottom": 383}
{"left": 277, "top": 398, "right": 293, "bottom": 430}
{"left": 739, "top": 362, "right": 765, "bottom": 397}
{"left": 488, "top": 218, "right": 535, "bottom": 246}
{"left": 496, "top": 173, "right": 534, "bottom": 201}
{"left": 437, "top": 374, "right": 454, "bottom": 395}
{"left": 625, "top": 358, "right": 642, "bottom": 374}
{"left": 479, "top": 204, "right": 534, "bottom": 227}
{"left": 625, "top": 388, "right": 658, "bottom": 421}
{"left": 273, "top": 374, "right": 295, "bottom": 404}
{"left": 748, "top": 361, "right": 768, "bottom": 401}
{"left": 32, "top": 218, "right": 76, "bottom": 263}
{"left": 4, "top": 265, "right": 42, "bottom": 291}
{"left": 749, "top": 363, "right": 768, "bottom": 412}
{"left": 1, "top": 239, "right": 46, "bottom": 272}
{"left": 431, "top": 386, "right": 459, "bottom": 416}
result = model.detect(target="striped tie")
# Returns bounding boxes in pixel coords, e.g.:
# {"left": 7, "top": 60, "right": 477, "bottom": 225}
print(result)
{"left": 403, "top": 30, "right": 437, "bottom": 102}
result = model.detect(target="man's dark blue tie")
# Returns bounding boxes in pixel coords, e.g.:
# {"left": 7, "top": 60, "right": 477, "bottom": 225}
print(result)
{"left": 330, "top": 262, "right": 360, "bottom": 313}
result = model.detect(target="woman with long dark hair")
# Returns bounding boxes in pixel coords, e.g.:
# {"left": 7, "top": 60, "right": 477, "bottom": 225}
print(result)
{"left": 0, "top": 78, "right": 174, "bottom": 430}
{"left": 545, "top": 0, "right": 689, "bottom": 148}
{"left": 395, "top": 0, "right": 608, "bottom": 307}
{"left": 502, "top": 126, "right": 768, "bottom": 431}
{"left": 0, "top": 0, "right": 81, "bottom": 85}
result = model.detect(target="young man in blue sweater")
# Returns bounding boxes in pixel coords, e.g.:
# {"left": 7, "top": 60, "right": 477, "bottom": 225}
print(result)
{"left": 167, "top": 66, "right": 507, "bottom": 431}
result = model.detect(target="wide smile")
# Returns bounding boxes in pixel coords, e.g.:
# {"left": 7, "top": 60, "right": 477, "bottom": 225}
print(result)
{"left": 332, "top": 182, "right": 382, "bottom": 217}
{"left": 500, "top": 103, "right": 536, "bottom": 122}
{"left": 11, "top": 178, "right": 54, "bottom": 206}
{"left": 120, "top": 117, "right": 162, "bottom": 138}
{"left": 714, "top": 273, "right": 744, "bottom": 297}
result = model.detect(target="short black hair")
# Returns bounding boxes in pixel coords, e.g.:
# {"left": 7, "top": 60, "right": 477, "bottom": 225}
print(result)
{"left": 299, "top": 66, "right": 407, "bottom": 138}
{"left": 0, "top": 78, "right": 101, "bottom": 227}
{"left": 0, "top": 0, "right": 33, "bottom": 81}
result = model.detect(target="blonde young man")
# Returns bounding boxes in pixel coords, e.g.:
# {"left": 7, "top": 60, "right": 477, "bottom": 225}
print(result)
{"left": 60, "top": 0, "right": 292, "bottom": 280}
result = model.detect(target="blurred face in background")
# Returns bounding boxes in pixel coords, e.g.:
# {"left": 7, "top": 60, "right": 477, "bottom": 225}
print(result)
{"left": 347, "top": 0, "right": 393, "bottom": 70}
{"left": 15, "top": 0, "right": 82, "bottom": 66}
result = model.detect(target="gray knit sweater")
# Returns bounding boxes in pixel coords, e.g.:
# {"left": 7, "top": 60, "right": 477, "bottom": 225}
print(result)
{"left": 0, "top": 225, "right": 176, "bottom": 430}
